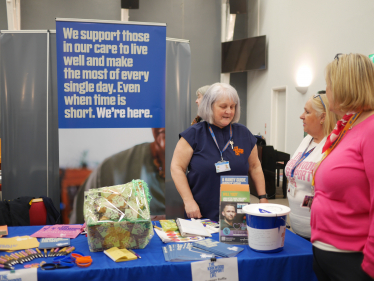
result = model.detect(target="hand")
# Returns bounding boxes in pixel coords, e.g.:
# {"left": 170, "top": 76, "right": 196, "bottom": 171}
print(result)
{"left": 259, "top": 198, "right": 268, "bottom": 203}
{"left": 184, "top": 199, "right": 202, "bottom": 218}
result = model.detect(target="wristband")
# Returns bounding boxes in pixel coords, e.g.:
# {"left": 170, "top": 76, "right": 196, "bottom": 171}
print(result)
{"left": 53, "top": 256, "right": 75, "bottom": 267}
{"left": 70, "top": 252, "right": 93, "bottom": 268}
{"left": 53, "top": 256, "right": 66, "bottom": 264}
{"left": 41, "top": 263, "right": 58, "bottom": 270}
{"left": 76, "top": 261, "right": 92, "bottom": 268}
{"left": 76, "top": 257, "right": 92, "bottom": 268}
{"left": 258, "top": 194, "right": 268, "bottom": 200}
{"left": 75, "top": 257, "right": 92, "bottom": 263}
{"left": 70, "top": 252, "right": 84, "bottom": 261}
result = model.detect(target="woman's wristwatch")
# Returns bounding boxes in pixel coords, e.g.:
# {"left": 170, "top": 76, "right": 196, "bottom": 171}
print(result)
{"left": 258, "top": 194, "right": 268, "bottom": 200}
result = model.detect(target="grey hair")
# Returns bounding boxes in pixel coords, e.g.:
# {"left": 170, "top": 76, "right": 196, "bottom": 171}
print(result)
{"left": 196, "top": 85, "right": 210, "bottom": 97}
{"left": 198, "top": 83, "right": 241, "bottom": 124}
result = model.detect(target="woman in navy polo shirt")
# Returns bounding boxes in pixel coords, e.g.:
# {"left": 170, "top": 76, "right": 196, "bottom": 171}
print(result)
{"left": 171, "top": 83, "right": 268, "bottom": 222}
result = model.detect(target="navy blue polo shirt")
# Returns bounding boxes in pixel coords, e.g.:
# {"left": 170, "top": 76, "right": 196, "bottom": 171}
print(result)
{"left": 179, "top": 121, "right": 257, "bottom": 222}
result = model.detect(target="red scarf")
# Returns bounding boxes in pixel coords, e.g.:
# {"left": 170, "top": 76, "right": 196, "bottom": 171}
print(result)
{"left": 322, "top": 112, "right": 356, "bottom": 153}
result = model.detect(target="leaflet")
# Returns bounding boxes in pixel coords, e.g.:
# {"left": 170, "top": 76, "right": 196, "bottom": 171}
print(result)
{"left": 30, "top": 224, "right": 84, "bottom": 239}
{"left": 219, "top": 176, "right": 250, "bottom": 244}
{"left": 38, "top": 238, "right": 70, "bottom": 249}
{"left": 0, "top": 236, "right": 39, "bottom": 251}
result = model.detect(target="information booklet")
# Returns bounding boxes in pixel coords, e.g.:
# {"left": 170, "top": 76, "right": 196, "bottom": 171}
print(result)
{"left": 30, "top": 224, "right": 84, "bottom": 239}
{"left": 153, "top": 228, "right": 205, "bottom": 243}
{"left": 104, "top": 247, "right": 137, "bottom": 262}
{"left": 219, "top": 176, "right": 250, "bottom": 244}
{"left": 0, "top": 236, "right": 39, "bottom": 251}
{"left": 192, "top": 238, "right": 244, "bottom": 257}
{"left": 176, "top": 219, "right": 211, "bottom": 237}
{"left": 38, "top": 238, "right": 70, "bottom": 249}
{"left": 192, "top": 219, "right": 219, "bottom": 234}
{"left": 162, "top": 243, "right": 214, "bottom": 262}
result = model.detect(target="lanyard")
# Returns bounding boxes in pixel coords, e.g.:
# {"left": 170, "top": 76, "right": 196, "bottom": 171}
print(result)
{"left": 312, "top": 111, "right": 362, "bottom": 190}
{"left": 208, "top": 124, "right": 232, "bottom": 161}
{"left": 291, "top": 138, "right": 315, "bottom": 178}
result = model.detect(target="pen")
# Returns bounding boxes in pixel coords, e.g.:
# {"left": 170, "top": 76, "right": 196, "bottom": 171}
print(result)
{"left": 57, "top": 247, "right": 67, "bottom": 256}
{"left": 31, "top": 249, "right": 39, "bottom": 259}
{"left": 49, "top": 248, "right": 54, "bottom": 257}
{"left": 26, "top": 250, "right": 34, "bottom": 260}
{"left": 61, "top": 246, "right": 72, "bottom": 256}
{"left": 128, "top": 249, "right": 141, "bottom": 259}
{"left": 14, "top": 253, "right": 24, "bottom": 264}
{"left": 2, "top": 255, "right": 12, "bottom": 265}
{"left": 21, "top": 252, "right": 28, "bottom": 262}
{"left": 10, "top": 253, "right": 18, "bottom": 265}
{"left": 10, "top": 254, "right": 19, "bottom": 264}
{"left": 35, "top": 248, "right": 43, "bottom": 258}
{"left": 6, "top": 255, "right": 16, "bottom": 265}
{"left": 21, "top": 251, "right": 31, "bottom": 262}
{"left": 0, "top": 264, "right": 14, "bottom": 270}
{"left": 44, "top": 249, "right": 47, "bottom": 257}
{"left": 52, "top": 248, "right": 60, "bottom": 257}
{"left": 153, "top": 225, "right": 163, "bottom": 231}
{"left": 66, "top": 246, "right": 75, "bottom": 254}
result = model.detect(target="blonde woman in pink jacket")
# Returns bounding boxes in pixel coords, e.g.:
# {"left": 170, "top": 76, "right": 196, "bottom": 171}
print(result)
{"left": 311, "top": 53, "right": 374, "bottom": 280}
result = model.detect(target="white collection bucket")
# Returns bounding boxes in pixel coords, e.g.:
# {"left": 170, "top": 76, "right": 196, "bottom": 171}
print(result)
{"left": 243, "top": 203, "right": 291, "bottom": 253}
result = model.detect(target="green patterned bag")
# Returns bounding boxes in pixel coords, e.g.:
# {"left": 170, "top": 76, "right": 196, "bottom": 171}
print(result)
{"left": 84, "top": 180, "right": 154, "bottom": 252}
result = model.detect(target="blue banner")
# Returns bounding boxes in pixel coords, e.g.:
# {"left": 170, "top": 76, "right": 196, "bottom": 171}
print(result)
{"left": 56, "top": 20, "right": 166, "bottom": 128}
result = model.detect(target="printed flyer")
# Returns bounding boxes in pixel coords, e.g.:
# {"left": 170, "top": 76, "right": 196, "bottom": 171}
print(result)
{"left": 219, "top": 176, "right": 250, "bottom": 244}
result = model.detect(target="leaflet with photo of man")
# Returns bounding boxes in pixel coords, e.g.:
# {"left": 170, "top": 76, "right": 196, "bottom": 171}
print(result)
{"left": 219, "top": 176, "right": 250, "bottom": 244}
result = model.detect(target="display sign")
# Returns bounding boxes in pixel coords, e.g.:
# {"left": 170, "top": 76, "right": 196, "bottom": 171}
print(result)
{"left": 0, "top": 268, "right": 37, "bottom": 281}
{"left": 56, "top": 19, "right": 167, "bottom": 224}
{"left": 191, "top": 257, "right": 239, "bottom": 281}
{"left": 56, "top": 19, "right": 166, "bottom": 128}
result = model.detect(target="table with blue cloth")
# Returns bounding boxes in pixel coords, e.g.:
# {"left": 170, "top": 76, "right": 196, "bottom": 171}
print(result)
{"left": 3, "top": 225, "right": 317, "bottom": 281}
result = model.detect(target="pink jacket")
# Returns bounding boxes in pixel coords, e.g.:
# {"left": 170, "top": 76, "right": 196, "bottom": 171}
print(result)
{"left": 311, "top": 114, "right": 374, "bottom": 278}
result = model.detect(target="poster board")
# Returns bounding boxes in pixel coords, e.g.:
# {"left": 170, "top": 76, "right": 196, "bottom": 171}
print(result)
{"left": 56, "top": 18, "right": 166, "bottom": 223}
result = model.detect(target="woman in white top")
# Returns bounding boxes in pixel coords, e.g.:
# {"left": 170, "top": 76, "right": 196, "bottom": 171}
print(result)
{"left": 285, "top": 92, "right": 337, "bottom": 239}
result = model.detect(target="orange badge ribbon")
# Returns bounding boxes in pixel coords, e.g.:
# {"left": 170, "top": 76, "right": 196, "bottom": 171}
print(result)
{"left": 233, "top": 146, "right": 243, "bottom": 156}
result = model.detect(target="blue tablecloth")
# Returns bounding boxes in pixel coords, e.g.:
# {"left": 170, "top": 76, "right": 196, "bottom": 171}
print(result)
{"left": 3, "top": 225, "right": 317, "bottom": 281}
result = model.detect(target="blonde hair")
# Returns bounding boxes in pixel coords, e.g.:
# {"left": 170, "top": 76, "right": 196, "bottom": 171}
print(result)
{"left": 325, "top": 53, "right": 374, "bottom": 112}
{"left": 310, "top": 94, "right": 337, "bottom": 136}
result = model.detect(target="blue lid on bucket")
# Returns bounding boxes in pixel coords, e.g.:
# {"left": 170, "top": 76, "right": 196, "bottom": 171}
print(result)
{"left": 243, "top": 203, "right": 290, "bottom": 217}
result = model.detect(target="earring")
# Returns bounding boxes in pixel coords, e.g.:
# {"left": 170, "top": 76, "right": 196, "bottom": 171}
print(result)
{"left": 320, "top": 121, "right": 323, "bottom": 124}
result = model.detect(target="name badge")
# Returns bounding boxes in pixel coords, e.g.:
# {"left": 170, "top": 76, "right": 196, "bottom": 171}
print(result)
{"left": 289, "top": 184, "right": 296, "bottom": 197}
{"left": 215, "top": 161, "right": 231, "bottom": 173}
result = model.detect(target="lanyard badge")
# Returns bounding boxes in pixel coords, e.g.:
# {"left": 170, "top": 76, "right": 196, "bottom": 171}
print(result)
{"left": 290, "top": 138, "right": 315, "bottom": 178}
{"left": 215, "top": 161, "right": 231, "bottom": 173}
{"left": 209, "top": 124, "right": 232, "bottom": 173}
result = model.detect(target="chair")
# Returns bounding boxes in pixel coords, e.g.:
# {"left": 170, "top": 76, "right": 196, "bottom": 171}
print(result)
{"left": 29, "top": 198, "right": 47, "bottom": 226}
{"left": 249, "top": 145, "right": 290, "bottom": 199}
{"left": 60, "top": 168, "right": 92, "bottom": 224}
{"left": 275, "top": 150, "right": 290, "bottom": 198}
{"left": 249, "top": 145, "right": 276, "bottom": 199}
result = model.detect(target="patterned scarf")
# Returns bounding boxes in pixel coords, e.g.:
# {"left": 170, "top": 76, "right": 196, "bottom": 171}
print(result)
{"left": 322, "top": 111, "right": 356, "bottom": 153}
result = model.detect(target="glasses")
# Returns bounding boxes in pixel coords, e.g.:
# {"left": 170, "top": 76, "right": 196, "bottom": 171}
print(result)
{"left": 313, "top": 92, "right": 326, "bottom": 110}
{"left": 334, "top": 53, "right": 343, "bottom": 63}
